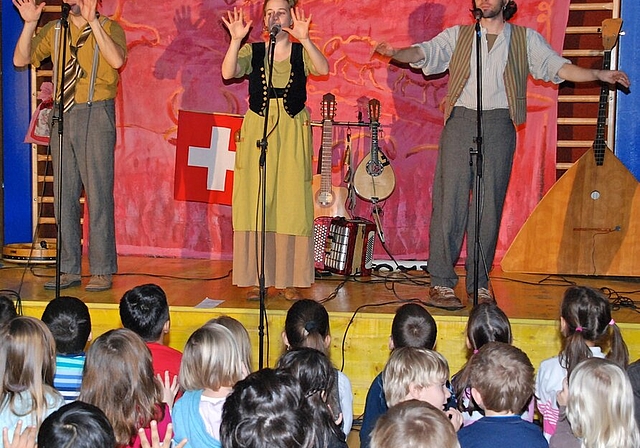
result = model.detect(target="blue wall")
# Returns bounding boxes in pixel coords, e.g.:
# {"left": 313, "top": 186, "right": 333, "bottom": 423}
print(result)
{"left": 616, "top": 3, "right": 640, "bottom": 181}
{"left": 2, "top": 3, "right": 33, "bottom": 244}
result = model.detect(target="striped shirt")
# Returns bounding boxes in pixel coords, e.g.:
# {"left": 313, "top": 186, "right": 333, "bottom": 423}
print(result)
{"left": 53, "top": 353, "right": 85, "bottom": 404}
{"left": 410, "top": 23, "right": 570, "bottom": 113}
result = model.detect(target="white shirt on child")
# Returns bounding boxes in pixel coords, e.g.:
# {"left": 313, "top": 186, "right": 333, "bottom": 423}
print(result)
{"left": 199, "top": 394, "right": 227, "bottom": 440}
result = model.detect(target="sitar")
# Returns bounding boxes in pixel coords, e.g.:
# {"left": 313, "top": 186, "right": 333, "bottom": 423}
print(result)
{"left": 312, "top": 93, "right": 351, "bottom": 219}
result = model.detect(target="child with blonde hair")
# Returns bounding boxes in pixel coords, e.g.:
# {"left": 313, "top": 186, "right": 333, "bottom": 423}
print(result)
{"left": 536, "top": 286, "right": 629, "bottom": 439}
{"left": 0, "top": 316, "right": 64, "bottom": 442}
{"left": 79, "top": 329, "right": 171, "bottom": 448}
{"left": 550, "top": 357, "right": 640, "bottom": 448}
{"left": 206, "top": 315, "right": 253, "bottom": 372}
{"left": 172, "top": 323, "right": 248, "bottom": 447}
{"left": 382, "top": 347, "right": 463, "bottom": 430}
{"left": 371, "top": 400, "right": 460, "bottom": 448}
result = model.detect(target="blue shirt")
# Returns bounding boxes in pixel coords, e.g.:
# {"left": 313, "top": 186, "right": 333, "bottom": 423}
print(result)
{"left": 458, "top": 415, "right": 548, "bottom": 448}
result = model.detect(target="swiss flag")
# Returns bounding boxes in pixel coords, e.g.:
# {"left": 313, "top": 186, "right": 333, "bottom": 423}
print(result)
{"left": 174, "top": 110, "right": 243, "bottom": 206}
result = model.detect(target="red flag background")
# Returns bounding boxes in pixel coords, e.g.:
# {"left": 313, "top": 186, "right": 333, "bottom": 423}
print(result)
{"left": 107, "top": 0, "right": 570, "bottom": 262}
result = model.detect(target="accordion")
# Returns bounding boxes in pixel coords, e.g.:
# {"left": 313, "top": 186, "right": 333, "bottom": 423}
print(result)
{"left": 313, "top": 216, "right": 376, "bottom": 276}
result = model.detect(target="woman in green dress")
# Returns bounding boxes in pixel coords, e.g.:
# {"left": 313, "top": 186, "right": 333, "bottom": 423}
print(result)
{"left": 222, "top": 0, "right": 329, "bottom": 301}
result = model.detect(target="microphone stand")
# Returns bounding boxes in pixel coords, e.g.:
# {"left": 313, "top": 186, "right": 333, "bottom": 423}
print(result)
{"left": 470, "top": 13, "right": 483, "bottom": 307}
{"left": 51, "top": 7, "right": 71, "bottom": 298}
{"left": 256, "top": 31, "right": 277, "bottom": 369}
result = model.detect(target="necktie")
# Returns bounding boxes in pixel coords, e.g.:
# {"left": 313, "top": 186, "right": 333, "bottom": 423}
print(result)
{"left": 61, "top": 24, "right": 92, "bottom": 112}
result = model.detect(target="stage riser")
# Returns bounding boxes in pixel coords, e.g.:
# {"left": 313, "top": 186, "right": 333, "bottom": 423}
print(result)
{"left": 20, "top": 302, "right": 640, "bottom": 416}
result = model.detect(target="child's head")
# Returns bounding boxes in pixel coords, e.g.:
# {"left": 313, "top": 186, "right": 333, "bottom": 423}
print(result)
{"left": 566, "top": 358, "right": 640, "bottom": 448}
{"left": 283, "top": 299, "right": 330, "bottom": 353}
{"left": 371, "top": 400, "right": 460, "bottom": 448}
{"left": 41, "top": 296, "right": 91, "bottom": 355}
{"left": 79, "top": 328, "right": 163, "bottom": 446}
{"left": 465, "top": 341, "right": 533, "bottom": 415}
{"left": 119, "top": 283, "right": 170, "bottom": 343}
{"left": 38, "top": 401, "right": 116, "bottom": 448}
{"left": 383, "top": 347, "right": 450, "bottom": 408}
{"left": 391, "top": 303, "right": 437, "bottom": 350}
{"left": 220, "top": 368, "right": 313, "bottom": 448}
{"left": 206, "top": 315, "right": 253, "bottom": 372}
{"left": 0, "top": 295, "right": 18, "bottom": 328}
{"left": 180, "top": 323, "right": 247, "bottom": 392}
{"left": 560, "top": 286, "right": 629, "bottom": 375}
{"left": 466, "top": 302, "right": 512, "bottom": 351}
{"left": 0, "top": 316, "right": 57, "bottom": 426}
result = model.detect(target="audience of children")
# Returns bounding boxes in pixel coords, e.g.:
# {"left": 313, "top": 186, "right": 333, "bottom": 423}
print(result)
{"left": 79, "top": 329, "right": 171, "bottom": 448}
{"left": 283, "top": 299, "right": 354, "bottom": 436}
{"left": 360, "top": 302, "right": 437, "bottom": 448}
{"left": 3, "top": 283, "right": 639, "bottom": 448}
{"left": 276, "top": 348, "right": 348, "bottom": 448}
{"left": 550, "top": 357, "right": 640, "bottom": 448}
{"left": 220, "top": 368, "right": 314, "bottom": 448}
{"left": 536, "top": 286, "right": 629, "bottom": 439}
{"left": 41, "top": 296, "right": 92, "bottom": 404}
{"left": 172, "top": 322, "right": 247, "bottom": 447}
{"left": 382, "top": 347, "right": 463, "bottom": 430}
{"left": 457, "top": 342, "right": 547, "bottom": 448}
{"left": 370, "top": 399, "right": 460, "bottom": 448}
{"left": 119, "top": 284, "right": 183, "bottom": 381}
{"left": 0, "top": 316, "right": 64, "bottom": 443}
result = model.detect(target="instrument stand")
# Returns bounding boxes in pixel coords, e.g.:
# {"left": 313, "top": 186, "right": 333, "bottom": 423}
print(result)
{"left": 51, "top": 9, "right": 71, "bottom": 299}
{"left": 256, "top": 33, "right": 277, "bottom": 369}
{"left": 370, "top": 197, "right": 386, "bottom": 244}
{"left": 469, "top": 15, "right": 484, "bottom": 307}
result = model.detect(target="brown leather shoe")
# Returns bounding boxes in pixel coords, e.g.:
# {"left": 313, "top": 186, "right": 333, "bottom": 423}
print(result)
{"left": 427, "top": 286, "right": 464, "bottom": 310}
{"left": 467, "top": 288, "right": 496, "bottom": 305}
{"left": 280, "top": 287, "right": 304, "bottom": 301}
{"left": 246, "top": 286, "right": 261, "bottom": 301}
{"left": 85, "top": 274, "right": 112, "bottom": 292}
{"left": 44, "top": 273, "right": 81, "bottom": 290}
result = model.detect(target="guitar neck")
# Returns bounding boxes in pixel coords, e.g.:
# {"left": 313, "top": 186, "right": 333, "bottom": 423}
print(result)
{"left": 594, "top": 49, "right": 612, "bottom": 166}
{"left": 321, "top": 119, "right": 333, "bottom": 191}
{"left": 370, "top": 121, "right": 379, "bottom": 163}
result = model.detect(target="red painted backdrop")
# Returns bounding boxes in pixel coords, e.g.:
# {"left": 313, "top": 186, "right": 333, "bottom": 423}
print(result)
{"left": 105, "top": 0, "right": 570, "bottom": 263}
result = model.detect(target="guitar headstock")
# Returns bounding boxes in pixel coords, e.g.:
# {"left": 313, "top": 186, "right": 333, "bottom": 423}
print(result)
{"left": 321, "top": 93, "right": 337, "bottom": 121}
{"left": 368, "top": 99, "right": 381, "bottom": 124}
{"left": 602, "top": 18, "right": 622, "bottom": 51}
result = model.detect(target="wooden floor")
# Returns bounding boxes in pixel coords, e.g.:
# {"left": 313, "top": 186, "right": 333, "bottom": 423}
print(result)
{"left": 2, "top": 254, "right": 640, "bottom": 417}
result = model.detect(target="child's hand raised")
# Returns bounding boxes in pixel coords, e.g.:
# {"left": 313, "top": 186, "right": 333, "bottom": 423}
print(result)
{"left": 139, "top": 421, "right": 186, "bottom": 448}
{"left": 2, "top": 421, "right": 36, "bottom": 448}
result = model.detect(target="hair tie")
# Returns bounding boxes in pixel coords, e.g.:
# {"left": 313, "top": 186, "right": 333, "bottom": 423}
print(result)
{"left": 304, "top": 320, "right": 318, "bottom": 333}
{"left": 575, "top": 326, "right": 583, "bottom": 333}
{"left": 609, "top": 318, "right": 616, "bottom": 326}
{"left": 473, "top": 349, "right": 479, "bottom": 355}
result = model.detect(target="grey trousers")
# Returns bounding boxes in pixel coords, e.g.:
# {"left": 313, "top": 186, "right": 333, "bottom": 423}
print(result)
{"left": 428, "top": 107, "right": 516, "bottom": 293}
{"left": 49, "top": 99, "right": 117, "bottom": 275}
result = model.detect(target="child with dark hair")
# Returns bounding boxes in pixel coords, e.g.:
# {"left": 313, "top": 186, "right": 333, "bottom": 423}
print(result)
{"left": 457, "top": 342, "right": 547, "bottom": 448}
{"left": 536, "top": 286, "right": 629, "bottom": 439}
{"left": 360, "top": 303, "right": 437, "bottom": 448}
{"left": 277, "top": 348, "right": 347, "bottom": 448}
{"left": 220, "top": 368, "right": 314, "bottom": 448}
{"left": 79, "top": 329, "right": 171, "bottom": 448}
{"left": 119, "top": 284, "right": 182, "bottom": 382}
{"left": 38, "top": 401, "right": 116, "bottom": 448}
{"left": 41, "top": 296, "right": 92, "bottom": 403}
{"left": 0, "top": 295, "right": 17, "bottom": 329}
{"left": 283, "top": 299, "right": 353, "bottom": 436}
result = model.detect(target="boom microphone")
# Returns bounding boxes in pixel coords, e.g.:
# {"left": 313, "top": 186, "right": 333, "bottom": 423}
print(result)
{"left": 471, "top": 8, "right": 483, "bottom": 20}
{"left": 269, "top": 24, "right": 281, "bottom": 39}
{"left": 61, "top": 3, "right": 71, "bottom": 23}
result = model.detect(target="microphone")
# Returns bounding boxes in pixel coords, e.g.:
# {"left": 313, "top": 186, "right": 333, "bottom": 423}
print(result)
{"left": 61, "top": 3, "right": 71, "bottom": 22}
{"left": 269, "top": 24, "right": 281, "bottom": 39}
{"left": 471, "top": 7, "right": 483, "bottom": 20}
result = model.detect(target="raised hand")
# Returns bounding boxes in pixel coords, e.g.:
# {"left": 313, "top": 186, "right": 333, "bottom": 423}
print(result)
{"left": 77, "top": 0, "right": 98, "bottom": 23}
{"left": 138, "top": 421, "right": 187, "bottom": 448}
{"left": 2, "top": 421, "right": 37, "bottom": 448}
{"left": 222, "top": 7, "right": 252, "bottom": 41}
{"left": 12, "top": 0, "right": 45, "bottom": 24}
{"left": 284, "top": 7, "right": 311, "bottom": 41}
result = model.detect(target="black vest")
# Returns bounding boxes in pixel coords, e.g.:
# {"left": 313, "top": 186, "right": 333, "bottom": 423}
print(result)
{"left": 249, "top": 42, "right": 307, "bottom": 118}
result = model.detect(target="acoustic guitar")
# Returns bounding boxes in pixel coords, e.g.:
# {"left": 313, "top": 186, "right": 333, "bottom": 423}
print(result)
{"left": 501, "top": 18, "right": 640, "bottom": 276}
{"left": 312, "top": 93, "right": 351, "bottom": 219}
{"left": 353, "top": 99, "right": 396, "bottom": 202}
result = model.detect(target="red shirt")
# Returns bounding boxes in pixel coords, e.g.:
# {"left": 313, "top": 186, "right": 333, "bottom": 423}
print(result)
{"left": 146, "top": 342, "right": 182, "bottom": 381}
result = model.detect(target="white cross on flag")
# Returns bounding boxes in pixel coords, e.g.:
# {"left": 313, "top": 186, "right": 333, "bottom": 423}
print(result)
{"left": 174, "top": 110, "right": 243, "bottom": 206}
